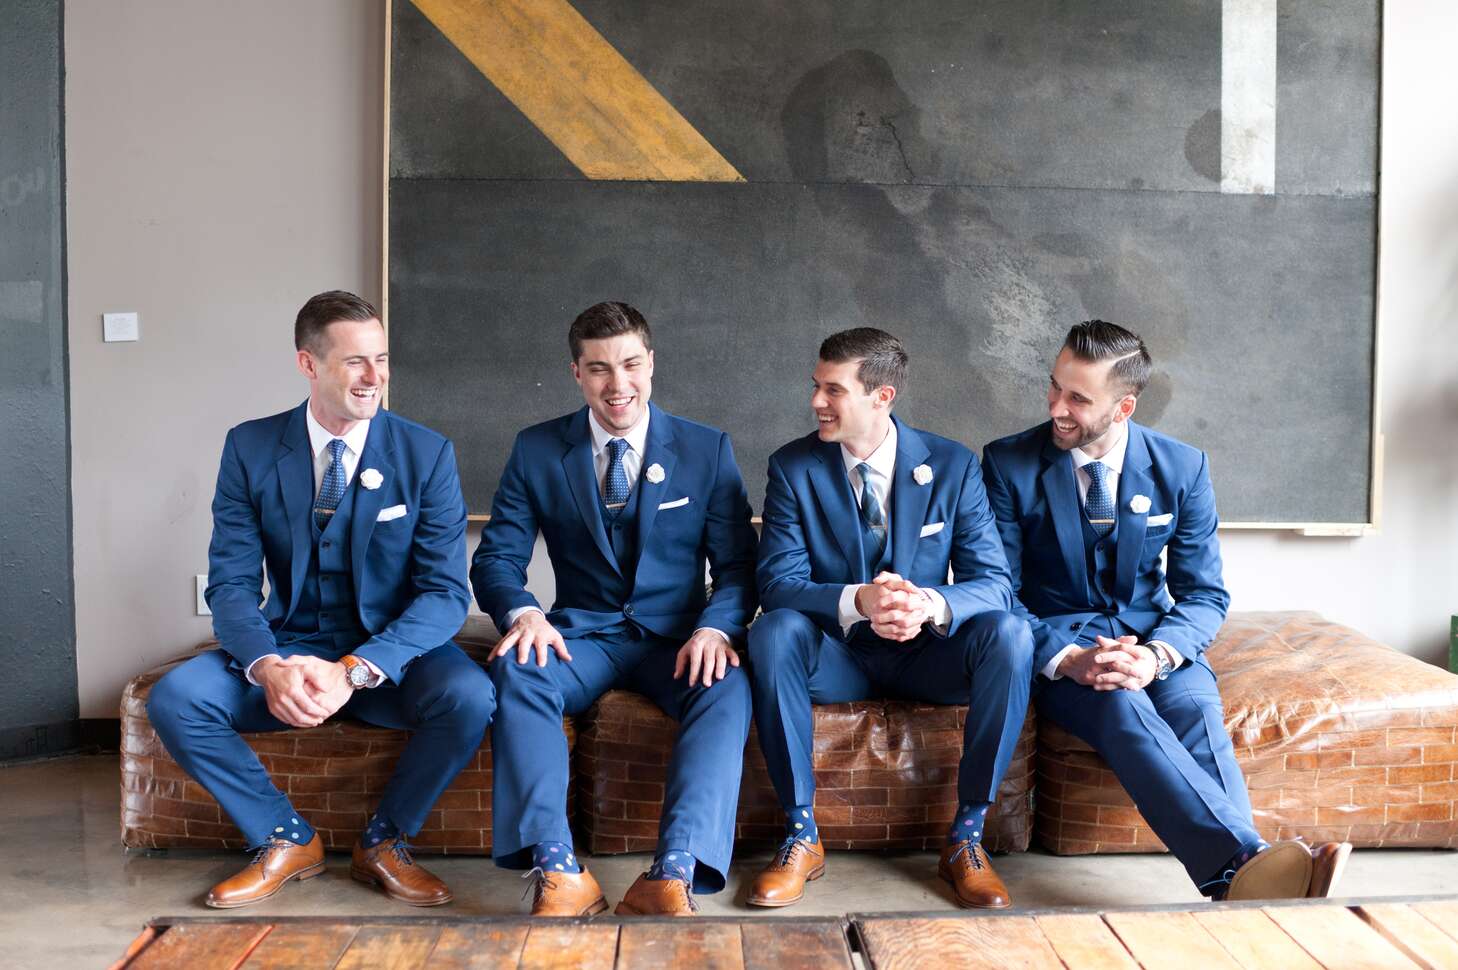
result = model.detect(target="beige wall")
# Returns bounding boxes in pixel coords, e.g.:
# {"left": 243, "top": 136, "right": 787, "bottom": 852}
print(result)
{"left": 67, "top": 1, "right": 1458, "bottom": 716}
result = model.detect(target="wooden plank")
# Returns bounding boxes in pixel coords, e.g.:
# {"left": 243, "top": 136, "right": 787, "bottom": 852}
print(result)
{"left": 1193, "top": 910, "right": 1324, "bottom": 970}
{"left": 855, "top": 917, "right": 1063, "bottom": 970}
{"left": 127, "top": 924, "right": 271, "bottom": 970}
{"left": 107, "top": 926, "right": 158, "bottom": 970}
{"left": 1263, "top": 906, "right": 1421, "bottom": 970}
{"left": 1103, "top": 911, "right": 1244, "bottom": 970}
{"left": 240, "top": 923, "right": 357, "bottom": 969}
{"left": 617, "top": 924, "right": 745, "bottom": 970}
{"left": 1411, "top": 902, "right": 1458, "bottom": 945}
{"left": 425, "top": 924, "right": 531, "bottom": 969}
{"left": 518, "top": 923, "right": 619, "bottom": 970}
{"left": 740, "top": 922, "right": 854, "bottom": 970}
{"left": 1358, "top": 903, "right": 1458, "bottom": 970}
{"left": 333, "top": 926, "right": 440, "bottom": 970}
{"left": 1034, "top": 914, "right": 1139, "bottom": 970}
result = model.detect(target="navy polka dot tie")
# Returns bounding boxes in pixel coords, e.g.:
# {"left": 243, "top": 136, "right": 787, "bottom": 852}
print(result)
{"left": 1084, "top": 459, "right": 1115, "bottom": 537}
{"left": 603, "top": 437, "right": 630, "bottom": 519}
{"left": 314, "top": 439, "right": 346, "bottom": 530}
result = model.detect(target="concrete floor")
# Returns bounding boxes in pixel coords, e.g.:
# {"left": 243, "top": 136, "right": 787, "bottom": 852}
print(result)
{"left": 1, "top": 756, "right": 1455, "bottom": 969}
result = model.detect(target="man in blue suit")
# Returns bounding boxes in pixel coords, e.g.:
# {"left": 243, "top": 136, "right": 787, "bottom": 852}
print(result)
{"left": 472, "top": 302, "right": 758, "bottom": 917}
{"left": 982, "top": 319, "right": 1349, "bottom": 901}
{"left": 147, "top": 291, "right": 493, "bottom": 909}
{"left": 747, "top": 328, "right": 1033, "bottom": 910}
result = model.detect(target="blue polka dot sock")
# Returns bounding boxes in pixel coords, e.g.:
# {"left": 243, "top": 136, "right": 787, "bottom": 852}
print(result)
{"left": 647, "top": 849, "right": 696, "bottom": 884}
{"left": 786, "top": 804, "right": 818, "bottom": 843}
{"left": 267, "top": 813, "right": 315, "bottom": 846}
{"left": 360, "top": 812, "right": 400, "bottom": 848}
{"left": 533, "top": 841, "right": 581, "bottom": 874}
{"left": 1200, "top": 839, "right": 1272, "bottom": 900}
{"left": 947, "top": 801, "right": 991, "bottom": 845}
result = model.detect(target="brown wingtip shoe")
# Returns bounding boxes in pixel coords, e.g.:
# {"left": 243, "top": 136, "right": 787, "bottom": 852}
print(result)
{"left": 1306, "top": 842, "right": 1352, "bottom": 898}
{"left": 747, "top": 837, "right": 826, "bottom": 908}
{"left": 524, "top": 867, "right": 609, "bottom": 917}
{"left": 350, "top": 836, "right": 453, "bottom": 907}
{"left": 205, "top": 834, "right": 326, "bottom": 909}
{"left": 614, "top": 873, "right": 698, "bottom": 916}
{"left": 938, "top": 840, "right": 1011, "bottom": 909}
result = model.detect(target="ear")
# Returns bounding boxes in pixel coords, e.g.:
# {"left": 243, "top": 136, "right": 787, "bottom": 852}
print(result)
{"left": 645, "top": 348, "right": 655, "bottom": 376}
{"left": 1116, "top": 393, "right": 1138, "bottom": 422}
{"left": 296, "top": 349, "right": 317, "bottom": 380}
{"left": 571, "top": 360, "right": 582, "bottom": 384}
{"left": 877, "top": 384, "right": 898, "bottom": 409}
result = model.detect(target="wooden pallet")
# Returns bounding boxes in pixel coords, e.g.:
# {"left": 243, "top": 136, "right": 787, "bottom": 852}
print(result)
{"left": 110, "top": 897, "right": 1458, "bottom": 969}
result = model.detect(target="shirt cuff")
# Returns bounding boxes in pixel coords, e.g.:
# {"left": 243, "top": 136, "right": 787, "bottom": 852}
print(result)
{"left": 1041, "top": 644, "right": 1081, "bottom": 681}
{"left": 506, "top": 605, "right": 545, "bottom": 628}
{"left": 921, "top": 588, "right": 952, "bottom": 635}
{"left": 245, "top": 654, "right": 282, "bottom": 686}
{"left": 1147, "top": 640, "right": 1185, "bottom": 670}
{"left": 837, "top": 584, "right": 864, "bottom": 636}
{"left": 693, "top": 627, "right": 731, "bottom": 645}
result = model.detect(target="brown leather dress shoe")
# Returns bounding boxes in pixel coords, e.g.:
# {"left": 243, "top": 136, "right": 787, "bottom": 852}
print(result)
{"left": 523, "top": 867, "right": 609, "bottom": 917}
{"left": 747, "top": 838, "right": 825, "bottom": 908}
{"left": 350, "top": 837, "right": 452, "bottom": 907}
{"left": 938, "top": 840, "right": 1011, "bottom": 909}
{"left": 1224, "top": 841, "right": 1314, "bottom": 901}
{"left": 1306, "top": 842, "right": 1352, "bottom": 898}
{"left": 205, "top": 834, "right": 325, "bottom": 909}
{"left": 614, "top": 873, "right": 697, "bottom": 916}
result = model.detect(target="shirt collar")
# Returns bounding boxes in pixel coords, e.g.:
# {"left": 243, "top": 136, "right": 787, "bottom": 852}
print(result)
{"left": 587, "top": 406, "right": 650, "bottom": 458}
{"left": 305, "top": 399, "right": 371, "bottom": 460}
{"left": 841, "top": 419, "right": 898, "bottom": 481}
{"left": 1070, "top": 419, "right": 1129, "bottom": 474}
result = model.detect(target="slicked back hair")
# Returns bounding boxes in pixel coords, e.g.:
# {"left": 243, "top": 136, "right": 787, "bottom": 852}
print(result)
{"left": 294, "top": 290, "right": 380, "bottom": 356}
{"left": 1062, "top": 319, "right": 1151, "bottom": 397}
{"left": 568, "top": 302, "right": 652, "bottom": 361}
{"left": 818, "top": 327, "right": 908, "bottom": 396}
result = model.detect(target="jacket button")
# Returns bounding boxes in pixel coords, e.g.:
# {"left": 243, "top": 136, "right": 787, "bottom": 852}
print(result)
{"left": 321, "top": 540, "right": 331, "bottom": 549}
{"left": 1070, "top": 622, "right": 1082, "bottom": 631}
{"left": 624, "top": 604, "right": 636, "bottom": 616}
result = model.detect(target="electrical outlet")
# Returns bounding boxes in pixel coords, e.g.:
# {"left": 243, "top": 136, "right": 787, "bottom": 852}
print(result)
{"left": 103, "top": 311, "right": 140, "bottom": 342}
{"left": 195, "top": 574, "right": 211, "bottom": 616}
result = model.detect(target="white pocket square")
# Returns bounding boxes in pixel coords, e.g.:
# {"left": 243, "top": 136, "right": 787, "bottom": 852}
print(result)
{"left": 919, "top": 521, "right": 945, "bottom": 537}
{"left": 657, "top": 497, "right": 690, "bottom": 510}
{"left": 376, "top": 504, "right": 408, "bottom": 522}
{"left": 1147, "top": 513, "right": 1173, "bottom": 526}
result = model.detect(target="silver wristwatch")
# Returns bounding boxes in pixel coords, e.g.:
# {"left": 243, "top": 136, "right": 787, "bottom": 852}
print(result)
{"left": 1151, "top": 647, "right": 1173, "bottom": 681}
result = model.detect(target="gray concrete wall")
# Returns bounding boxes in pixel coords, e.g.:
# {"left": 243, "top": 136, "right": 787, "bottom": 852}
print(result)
{"left": 1, "top": 0, "right": 77, "bottom": 756}
{"left": 64, "top": 0, "right": 1458, "bottom": 717}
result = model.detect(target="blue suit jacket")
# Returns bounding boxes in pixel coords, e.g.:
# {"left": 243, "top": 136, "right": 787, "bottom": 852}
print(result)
{"left": 757, "top": 416, "right": 1013, "bottom": 639}
{"left": 471, "top": 403, "right": 758, "bottom": 643}
{"left": 981, "top": 420, "right": 1230, "bottom": 673}
{"left": 205, "top": 402, "right": 471, "bottom": 683}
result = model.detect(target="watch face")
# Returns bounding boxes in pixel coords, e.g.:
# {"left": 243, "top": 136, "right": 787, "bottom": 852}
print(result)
{"left": 347, "top": 663, "right": 370, "bottom": 687}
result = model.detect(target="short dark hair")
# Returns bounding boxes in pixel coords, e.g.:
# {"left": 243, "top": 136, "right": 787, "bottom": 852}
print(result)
{"left": 1062, "top": 320, "right": 1151, "bottom": 396}
{"left": 294, "top": 290, "right": 379, "bottom": 355}
{"left": 818, "top": 327, "right": 908, "bottom": 395}
{"left": 568, "top": 302, "right": 652, "bottom": 361}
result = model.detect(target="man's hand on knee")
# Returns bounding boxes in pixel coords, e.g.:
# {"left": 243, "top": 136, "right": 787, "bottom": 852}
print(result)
{"left": 1092, "top": 635, "right": 1158, "bottom": 691}
{"left": 1055, "top": 637, "right": 1147, "bottom": 691}
{"left": 295, "top": 656, "right": 356, "bottom": 718}
{"left": 253, "top": 656, "right": 335, "bottom": 727}
{"left": 493, "top": 610, "right": 572, "bottom": 667}
{"left": 673, "top": 629, "right": 740, "bottom": 687}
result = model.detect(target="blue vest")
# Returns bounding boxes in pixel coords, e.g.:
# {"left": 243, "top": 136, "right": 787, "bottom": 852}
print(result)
{"left": 601, "top": 481, "right": 644, "bottom": 609}
{"left": 282, "top": 478, "right": 368, "bottom": 649}
{"left": 1081, "top": 508, "right": 1119, "bottom": 612}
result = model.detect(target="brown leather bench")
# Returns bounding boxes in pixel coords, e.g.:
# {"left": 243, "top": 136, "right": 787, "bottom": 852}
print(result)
{"left": 575, "top": 691, "right": 1036, "bottom": 854}
{"left": 1036, "top": 611, "right": 1458, "bottom": 853}
{"left": 119, "top": 616, "right": 560, "bottom": 854}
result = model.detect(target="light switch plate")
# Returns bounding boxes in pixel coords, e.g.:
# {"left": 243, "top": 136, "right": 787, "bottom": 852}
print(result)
{"left": 195, "top": 574, "right": 211, "bottom": 616}
{"left": 103, "top": 311, "right": 140, "bottom": 342}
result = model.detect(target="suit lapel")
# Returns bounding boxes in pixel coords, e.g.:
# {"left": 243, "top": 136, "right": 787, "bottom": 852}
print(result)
{"left": 808, "top": 438, "right": 863, "bottom": 580}
{"left": 274, "top": 403, "right": 314, "bottom": 612}
{"left": 1039, "top": 430, "right": 1089, "bottom": 601}
{"left": 889, "top": 418, "right": 932, "bottom": 577}
{"left": 350, "top": 414, "right": 396, "bottom": 598}
{"left": 1114, "top": 422, "right": 1152, "bottom": 605}
{"left": 632, "top": 405, "right": 677, "bottom": 571}
{"left": 561, "top": 408, "right": 621, "bottom": 576}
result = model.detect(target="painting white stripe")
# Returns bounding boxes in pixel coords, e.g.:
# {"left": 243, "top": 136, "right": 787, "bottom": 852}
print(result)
{"left": 1221, "top": 0, "right": 1278, "bottom": 194}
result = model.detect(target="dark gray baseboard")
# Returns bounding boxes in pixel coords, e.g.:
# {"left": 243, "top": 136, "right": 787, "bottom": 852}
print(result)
{"left": 0, "top": 718, "right": 120, "bottom": 762}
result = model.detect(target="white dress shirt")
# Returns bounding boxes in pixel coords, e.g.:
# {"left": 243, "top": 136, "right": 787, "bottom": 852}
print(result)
{"left": 1042, "top": 421, "right": 1181, "bottom": 680}
{"left": 833, "top": 422, "right": 952, "bottom": 635}
{"left": 508, "top": 408, "right": 729, "bottom": 645}
{"left": 247, "top": 401, "right": 384, "bottom": 687}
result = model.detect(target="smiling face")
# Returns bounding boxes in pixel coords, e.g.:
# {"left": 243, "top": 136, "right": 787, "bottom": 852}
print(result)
{"left": 811, "top": 357, "right": 895, "bottom": 459}
{"left": 1046, "top": 347, "right": 1136, "bottom": 457}
{"left": 298, "top": 317, "right": 388, "bottom": 435}
{"left": 572, "top": 333, "right": 654, "bottom": 434}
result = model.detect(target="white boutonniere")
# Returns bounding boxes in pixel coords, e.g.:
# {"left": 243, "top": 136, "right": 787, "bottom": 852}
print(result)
{"left": 360, "top": 468, "right": 383, "bottom": 490}
{"left": 645, "top": 463, "right": 665, "bottom": 485}
{"left": 1129, "top": 494, "right": 1151, "bottom": 514}
{"left": 912, "top": 464, "right": 933, "bottom": 485}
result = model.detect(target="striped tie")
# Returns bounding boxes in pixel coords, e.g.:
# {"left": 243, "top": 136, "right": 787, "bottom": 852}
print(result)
{"left": 856, "top": 462, "right": 887, "bottom": 575}
{"left": 1084, "top": 459, "right": 1115, "bottom": 537}
{"left": 314, "top": 439, "right": 347, "bottom": 530}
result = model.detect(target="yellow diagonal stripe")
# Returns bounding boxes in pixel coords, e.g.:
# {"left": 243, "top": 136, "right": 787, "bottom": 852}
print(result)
{"left": 411, "top": 0, "right": 744, "bottom": 182}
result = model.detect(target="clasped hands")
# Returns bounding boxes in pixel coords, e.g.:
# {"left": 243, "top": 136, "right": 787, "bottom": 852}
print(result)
{"left": 1056, "top": 635, "right": 1160, "bottom": 691}
{"left": 855, "top": 571, "right": 934, "bottom": 642}
{"left": 253, "top": 655, "right": 355, "bottom": 728}
{"left": 493, "top": 610, "right": 739, "bottom": 688}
